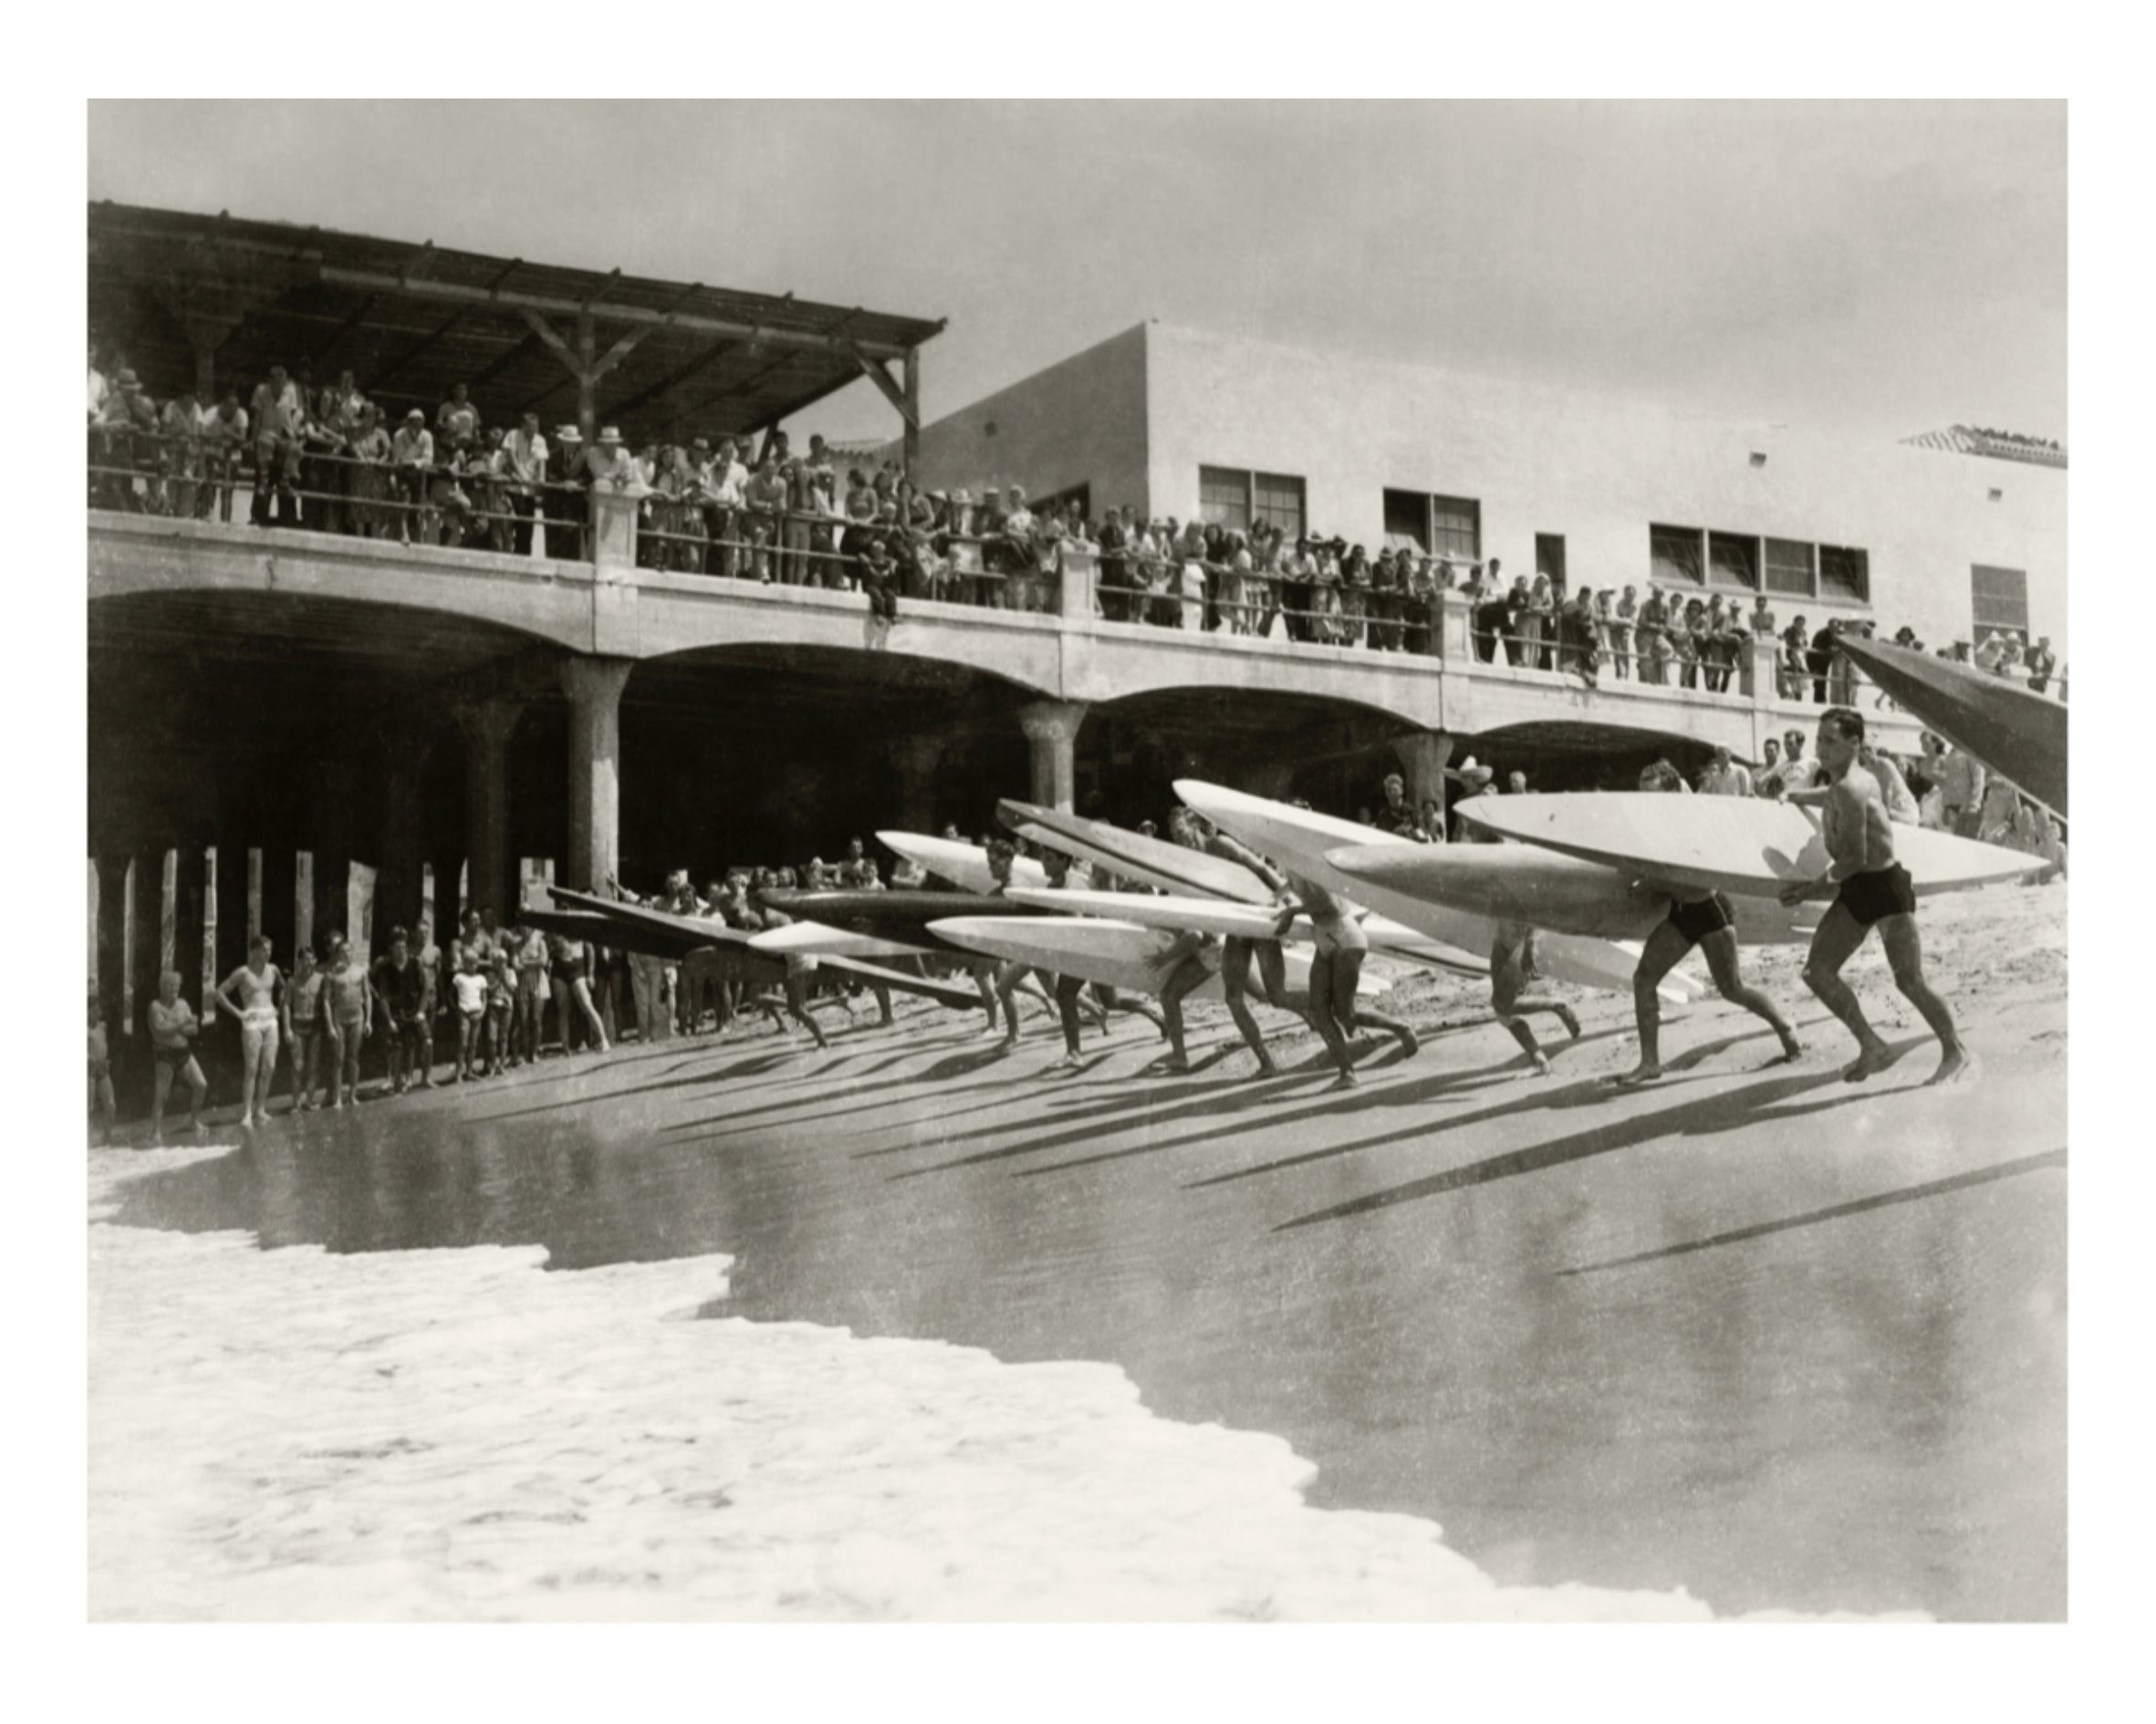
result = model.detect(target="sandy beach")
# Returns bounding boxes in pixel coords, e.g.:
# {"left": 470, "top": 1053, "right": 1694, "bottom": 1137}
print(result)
{"left": 88, "top": 880, "right": 2065, "bottom": 1622}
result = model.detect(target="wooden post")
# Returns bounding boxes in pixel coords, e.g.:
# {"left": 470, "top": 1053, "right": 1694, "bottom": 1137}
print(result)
{"left": 159, "top": 848, "right": 178, "bottom": 982}
{"left": 903, "top": 346, "right": 921, "bottom": 477}
{"left": 246, "top": 847, "right": 263, "bottom": 942}
{"left": 201, "top": 846, "right": 218, "bottom": 1010}
{"left": 578, "top": 311, "right": 597, "bottom": 446}
{"left": 295, "top": 850, "right": 314, "bottom": 957}
{"left": 87, "top": 859, "right": 99, "bottom": 994}
{"left": 421, "top": 861, "right": 436, "bottom": 951}
{"left": 121, "top": 857, "right": 138, "bottom": 1034}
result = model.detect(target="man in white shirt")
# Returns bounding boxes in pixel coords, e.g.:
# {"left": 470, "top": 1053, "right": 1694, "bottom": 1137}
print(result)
{"left": 703, "top": 435, "right": 749, "bottom": 576}
{"left": 249, "top": 365, "right": 305, "bottom": 527}
{"left": 391, "top": 409, "right": 437, "bottom": 543}
{"left": 1698, "top": 745, "right": 1753, "bottom": 797}
{"left": 502, "top": 411, "right": 548, "bottom": 556}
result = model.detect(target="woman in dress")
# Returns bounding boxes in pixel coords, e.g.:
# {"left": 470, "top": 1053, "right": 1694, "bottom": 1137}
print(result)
{"left": 345, "top": 403, "right": 394, "bottom": 540}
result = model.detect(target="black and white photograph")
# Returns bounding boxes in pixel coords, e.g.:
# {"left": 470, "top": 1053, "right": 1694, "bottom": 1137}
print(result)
{"left": 49, "top": 71, "right": 2125, "bottom": 1696}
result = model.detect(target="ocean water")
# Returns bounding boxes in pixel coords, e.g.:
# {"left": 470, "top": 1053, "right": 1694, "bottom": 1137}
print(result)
{"left": 92, "top": 1145, "right": 1950, "bottom": 1623}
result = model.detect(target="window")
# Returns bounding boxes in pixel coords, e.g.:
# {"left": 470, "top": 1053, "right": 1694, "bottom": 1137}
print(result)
{"left": 1536, "top": 534, "right": 1567, "bottom": 593}
{"left": 1818, "top": 544, "right": 1870, "bottom": 603}
{"left": 1383, "top": 489, "right": 1429, "bottom": 553}
{"left": 1708, "top": 531, "right": 1759, "bottom": 591}
{"left": 1198, "top": 466, "right": 1250, "bottom": 531}
{"left": 1764, "top": 537, "right": 1816, "bottom": 597}
{"left": 1198, "top": 466, "right": 1305, "bottom": 540}
{"left": 1971, "top": 565, "right": 2029, "bottom": 640}
{"left": 1253, "top": 473, "right": 1306, "bottom": 539}
{"left": 1430, "top": 495, "right": 1480, "bottom": 561}
{"left": 1650, "top": 523, "right": 1704, "bottom": 587}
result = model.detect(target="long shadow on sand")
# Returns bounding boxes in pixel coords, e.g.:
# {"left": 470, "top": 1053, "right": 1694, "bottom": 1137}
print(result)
{"left": 1552, "top": 1147, "right": 2068, "bottom": 1276}
{"left": 1274, "top": 1038, "right": 1938, "bottom": 1231}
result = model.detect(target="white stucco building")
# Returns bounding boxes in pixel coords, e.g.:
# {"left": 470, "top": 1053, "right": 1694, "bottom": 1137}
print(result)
{"left": 903, "top": 321, "right": 2067, "bottom": 663}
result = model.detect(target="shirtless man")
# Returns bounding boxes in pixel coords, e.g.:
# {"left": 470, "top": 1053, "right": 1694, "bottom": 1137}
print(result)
{"left": 148, "top": 970, "right": 208, "bottom": 1141}
{"left": 320, "top": 935, "right": 372, "bottom": 1108}
{"left": 89, "top": 996, "right": 117, "bottom": 1145}
{"left": 1155, "top": 809, "right": 1305, "bottom": 1077}
{"left": 984, "top": 840, "right": 1097, "bottom": 1065}
{"left": 1277, "top": 873, "right": 1418, "bottom": 1090}
{"left": 282, "top": 946, "right": 326, "bottom": 1111}
{"left": 1613, "top": 760, "right": 1802, "bottom": 1086}
{"left": 214, "top": 934, "right": 285, "bottom": 1128}
{"left": 369, "top": 928, "right": 430, "bottom": 1094}
{"left": 1779, "top": 707, "right": 1969, "bottom": 1085}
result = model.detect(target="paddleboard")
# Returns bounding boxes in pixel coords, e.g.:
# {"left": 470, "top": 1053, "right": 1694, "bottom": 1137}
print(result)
{"left": 876, "top": 832, "right": 1049, "bottom": 897}
{"left": 1320, "top": 842, "right": 1808, "bottom": 948}
{"left": 1001, "top": 887, "right": 1486, "bottom": 978}
{"left": 1836, "top": 634, "right": 2067, "bottom": 816}
{"left": 1172, "top": 780, "right": 1688, "bottom": 1000}
{"left": 747, "top": 921, "right": 936, "bottom": 962}
{"left": 1456, "top": 791, "right": 2037, "bottom": 901}
{"left": 755, "top": 888, "right": 1054, "bottom": 960}
{"left": 929, "top": 918, "right": 1389, "bottom": 1002}
{"left": 549, "top": 886, "right": 980, "bottom": 1010}
{"left": 516, "top": 906, "right": 733, "bottom": 968}
{"left": 997, "top": 800, "right": 1275, "bottom": 903}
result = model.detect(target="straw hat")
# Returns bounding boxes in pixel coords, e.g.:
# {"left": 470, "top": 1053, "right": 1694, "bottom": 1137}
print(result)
{"left": 1445, "top": 754, "right": 1495, "bottom": 788}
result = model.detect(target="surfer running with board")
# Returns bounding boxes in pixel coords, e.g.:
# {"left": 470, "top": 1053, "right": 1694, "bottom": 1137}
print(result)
{"left": 1778, "top": 707, "right": 1970, "bottom": 1085}
{"left": 1278, "top": 872, "right": 1418, "bottom": 1090}
{"left": 1612, "top": 759, "right": 1803, "bottom": 1087}
{"left": 1152, "top": 809, "right": 1311, "bottom": 1077}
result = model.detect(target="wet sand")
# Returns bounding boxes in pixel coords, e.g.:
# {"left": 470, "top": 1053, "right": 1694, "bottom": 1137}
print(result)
{"left": 89, "top": 882, "right": 2066, "bottom": 1620}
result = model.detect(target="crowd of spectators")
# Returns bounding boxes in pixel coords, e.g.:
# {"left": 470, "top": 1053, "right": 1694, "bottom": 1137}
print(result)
{"left": 88, "top": 342, "right": 2066, "bottom": 700}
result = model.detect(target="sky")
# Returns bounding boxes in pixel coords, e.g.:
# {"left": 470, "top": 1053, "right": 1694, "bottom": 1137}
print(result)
{"left": 87, "top": 100, "right": 2066, "bottom": 449}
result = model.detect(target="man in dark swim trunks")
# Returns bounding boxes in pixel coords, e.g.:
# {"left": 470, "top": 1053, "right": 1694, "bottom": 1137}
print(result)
{"left": 1779, "top": 707, "right": 1969, "bottom": 1085}
{"left": 1612, "top": 759, "right": 1803, "bottom": 1086}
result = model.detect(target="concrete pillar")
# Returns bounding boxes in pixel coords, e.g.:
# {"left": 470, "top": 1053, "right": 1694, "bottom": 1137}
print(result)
{"left": 1746, "top": 632, "right": 1780, "bottom": 705}
{"left": 1390, "top": 731, "right": 1455, "bottom": 811}
{"left": 889, "top": 735, "right": 944, "bottom": 833}
{"left": 1017, "top": 700, "right": 1088, "bottom": 814}
{"left": 560, "top": 656, "right": 634, "bottom": 892}
{"left": 377, "top": 724, "right": 434, "bottom": 942}
{"left": 453, "top": 698, "right": 521, "bottom": 924}
{"left": 307, "top": 760, "right": 356, "bottom": 947}
{"left": 589, "top": 482, "right": 644, "bottom": 577}
{"left": 1058, "top": 544, "right": 1098, "bottom": 622}
{"left": 1438, "top": 591, "right": 1474, "bottom": 662}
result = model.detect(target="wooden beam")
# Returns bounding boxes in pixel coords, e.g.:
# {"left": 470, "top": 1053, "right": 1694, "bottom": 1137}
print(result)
{"left": 310, "top": 293, "right": 381, "bottom": 370}
{"left": 311, "top": 262, "right": 915, "bottom": 358}
{"left": 604, "top": 334, "right": 740, "bottom": 421}
{"left": 848, "top": 342, "right": 917, "bottom": 428}
{"left": 400, "top": 239, "right": 436, "bottom": 287}
{"left": 467, "top": 328, "right": 544, "bottom": 390}
{"left": 370, "top": 306, "right": 471, "bottom": 388}
{"left": 903, "top": 346, "right": 922, "bottom": 475}
{"left": 520, "top": 306, "right": 581, "bottom": 375}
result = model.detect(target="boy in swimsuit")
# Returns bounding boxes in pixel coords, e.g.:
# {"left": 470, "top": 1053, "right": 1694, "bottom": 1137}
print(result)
{"left": 282, "top": 946, "right": 325, "bottom": 1111}
{"left": 215, "top": 934, "right": 285, "bottom": 1128}
{"left": 1613, "top": 761, "right": 1802, "bottom": 1086}
{"left": 148, "top": 970, "right": 208, "bottom": 1141}
{"left": 484, "top": 951, "right": 515, "bottom": 1075}
{"left": 1277, "top": 874, "right": 1418, "bottom": 1090}
{"left": 451, "top": 949, "right": 489, "bottom": 1080}
{"left": 89, "top": 995, "right": 117, "bottom": 1144}
{"left": 320, "top": 936, "right": 372, "bottom": 1109}
{"left": 1779, "top": 707, "right": 1969, "bottom": 1085}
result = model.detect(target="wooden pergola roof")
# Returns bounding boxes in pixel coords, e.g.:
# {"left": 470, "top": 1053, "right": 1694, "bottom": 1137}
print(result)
{"left": 88, "top": 201, "right": 943, "bottom": 447}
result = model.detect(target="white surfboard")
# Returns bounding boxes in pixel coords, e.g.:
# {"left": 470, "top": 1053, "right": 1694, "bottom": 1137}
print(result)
{"left": 1458, "top": 792, "right": 2036, "bottom": 900}
{"left": 877, "top": 831, "right": 1050, "bottom": 898}
{"left": 928, "top": 917, "right": 1390, "bottom": 1002}
{"left": 747, "top": 921, "right": 936, "bottom": 961}
{"left": 1000, "top": 801, "right": 1275, "bottom": 903}
{"left": 1172, "top": 780, "right": 1703, "bottom": 1001}
{"left": 1002, "top": 888, "right": 1486, "bottom": 977}
{"left": 1322, "top": 841, "right": 1814, "bottom": 948}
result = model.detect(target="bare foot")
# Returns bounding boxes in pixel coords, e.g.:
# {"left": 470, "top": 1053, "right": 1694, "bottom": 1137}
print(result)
{"left": 1526, "top": 1051, "right": 1554, "bottom": 1078}
{"left": 1926, "top": 1044, "right": 1974, "bottom": 1086}
{"left": 1393, "top": 1025, "right": 1420, "bottom": 1059}
{"left": 1327, "top": 1072, "right": 1359, "bottom": 1092}
{"left": 1055, "top": 1053, "right": 1085, "bottom": 1071}
{"left": 1557, "top": 1004, "right": 1582, "bottom": 1040}
{"left": 1840, "top": 1042, "right": 1906, "bottom": 1083}
{"left": 1252, "top": 1062, "right": 1280, "bottom": 1081}
{"left": 1609, "top": 1064, "right": 1663, "bottom": 1088}
{"left": 1149, "top": 1054, "right": 1191, "bottom": 1075}
{"left": 1775, "top": 1029, "right": 1804, "bottom": 1064}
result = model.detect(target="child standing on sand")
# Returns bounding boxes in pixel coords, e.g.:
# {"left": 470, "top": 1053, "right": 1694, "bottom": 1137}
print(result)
{"left": 452, "top": 950, "right": 487, "bottom": 1081}
{"left": 89, "top": 996, "right": 116, "bottom": 1145}
{"left": 485, "top": 951, "right": 515, "bottom": 1076}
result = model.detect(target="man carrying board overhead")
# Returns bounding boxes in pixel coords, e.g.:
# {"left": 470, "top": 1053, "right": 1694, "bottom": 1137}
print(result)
{"left": 1778, "top": 707, "right": 1971, "bottom": 1085}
